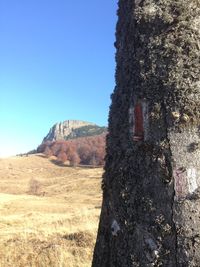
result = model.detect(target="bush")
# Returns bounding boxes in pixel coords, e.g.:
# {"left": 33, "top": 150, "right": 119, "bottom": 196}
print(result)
{"left": 28, "top": 178, "right": 42, "bottom": 195}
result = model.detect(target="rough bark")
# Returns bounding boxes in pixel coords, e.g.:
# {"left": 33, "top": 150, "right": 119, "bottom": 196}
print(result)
{"left": 92, "top": 0, "right": 200, "bottom": 266}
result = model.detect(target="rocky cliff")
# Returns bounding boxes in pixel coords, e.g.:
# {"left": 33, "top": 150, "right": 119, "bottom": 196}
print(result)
{"left": 43, "top": 120, "right": 106, "bottom": 142}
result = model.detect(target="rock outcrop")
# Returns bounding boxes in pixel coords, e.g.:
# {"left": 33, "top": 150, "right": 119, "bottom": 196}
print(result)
{"left": 43, "top": 120, "right": 106, "bottom": 142}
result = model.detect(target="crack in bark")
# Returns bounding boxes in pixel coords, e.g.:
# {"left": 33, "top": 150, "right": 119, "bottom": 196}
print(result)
{"left": 162, "top": 100, "right": 178, "bottom": 267}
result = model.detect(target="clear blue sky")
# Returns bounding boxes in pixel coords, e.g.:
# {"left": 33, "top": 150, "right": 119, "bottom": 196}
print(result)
{"left": 0, "top": 0, "right": 118, "bottom": 157}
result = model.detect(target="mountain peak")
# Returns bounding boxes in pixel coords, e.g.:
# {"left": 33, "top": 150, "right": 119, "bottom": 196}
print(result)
{"left": 43, "top": 120, "right": 106, "bottom": 142}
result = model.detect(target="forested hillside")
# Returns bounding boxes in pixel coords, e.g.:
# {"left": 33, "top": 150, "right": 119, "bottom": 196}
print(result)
{"left": 37, "top": 134, "right": 106, "bottom": 166}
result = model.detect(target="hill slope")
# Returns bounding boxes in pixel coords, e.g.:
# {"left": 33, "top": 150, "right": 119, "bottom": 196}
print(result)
{"left": 0, "top": 154, "right": 102, "bottom": 267}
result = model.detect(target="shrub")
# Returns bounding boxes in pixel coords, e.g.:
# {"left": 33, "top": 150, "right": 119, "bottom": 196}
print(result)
{"left": 28, "top": 178, "right": 42, "bottom": 196}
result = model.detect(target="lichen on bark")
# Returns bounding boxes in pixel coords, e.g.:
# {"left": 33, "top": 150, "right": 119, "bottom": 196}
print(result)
{"left": 92, "top": 1, "right": 200, "bottom": 266}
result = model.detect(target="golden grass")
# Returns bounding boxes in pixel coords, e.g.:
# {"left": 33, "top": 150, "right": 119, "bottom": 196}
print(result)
{"left": 0, "top": 154, "right": 102, "bottom": 267}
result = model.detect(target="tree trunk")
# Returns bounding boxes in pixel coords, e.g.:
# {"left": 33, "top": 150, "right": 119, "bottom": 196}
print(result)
{"left": 92, "top": 0, "right": 200, "bottom": 266}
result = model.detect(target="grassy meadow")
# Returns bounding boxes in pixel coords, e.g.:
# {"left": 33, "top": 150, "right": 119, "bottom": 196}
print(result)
{"left": 0, "top": 154, "right": 102, "bottom": 267}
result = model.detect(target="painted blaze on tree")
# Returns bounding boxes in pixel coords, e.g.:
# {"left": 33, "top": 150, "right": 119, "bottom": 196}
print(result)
{"left": 92, "top": 0, "right": 200, "bottom": 266}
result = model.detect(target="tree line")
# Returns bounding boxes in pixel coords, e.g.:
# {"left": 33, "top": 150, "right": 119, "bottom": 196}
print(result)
{"left": 37, "top": 134, "right": 106, "bottom": 166}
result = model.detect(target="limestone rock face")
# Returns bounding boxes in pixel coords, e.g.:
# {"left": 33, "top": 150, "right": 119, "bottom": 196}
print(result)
{"left": 43, "top": 120, "right": 96, "bottom": 142}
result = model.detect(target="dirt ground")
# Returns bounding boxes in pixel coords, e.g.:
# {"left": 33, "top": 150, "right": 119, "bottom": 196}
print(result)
{"left": 0, "top": 154, "right": 102, "bottom": 267}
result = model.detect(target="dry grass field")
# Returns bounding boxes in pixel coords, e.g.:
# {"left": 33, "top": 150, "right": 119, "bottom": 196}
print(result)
{"left": 0, "top": 154, "right": 103, "bottom": 267}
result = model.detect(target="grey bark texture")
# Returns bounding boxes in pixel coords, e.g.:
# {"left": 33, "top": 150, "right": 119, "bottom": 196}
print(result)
{"left": 92, "top": 0, "right": 200, "bottom": 266}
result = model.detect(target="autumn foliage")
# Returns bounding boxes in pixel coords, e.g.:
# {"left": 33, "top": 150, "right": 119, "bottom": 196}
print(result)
{"left": 37, "top": 134, "right": 106, "bottom": 166}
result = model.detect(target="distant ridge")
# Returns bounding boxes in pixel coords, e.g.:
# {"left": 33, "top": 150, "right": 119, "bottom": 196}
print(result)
{"left": 43, "top": 120, "right": 107, "bottom": 142}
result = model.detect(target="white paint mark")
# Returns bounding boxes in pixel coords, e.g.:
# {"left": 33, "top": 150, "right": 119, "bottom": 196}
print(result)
{"left": 129, "top": 106, "right": 134, "bottom": 129}
{"left": 173, "top": 168, "right": 187, "bottom": 198}
{"left": 187, "top": 168, "right": 198, "bottom": 194}
{"left": 111, "top": 220, "right": 120, "bottom": 236}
